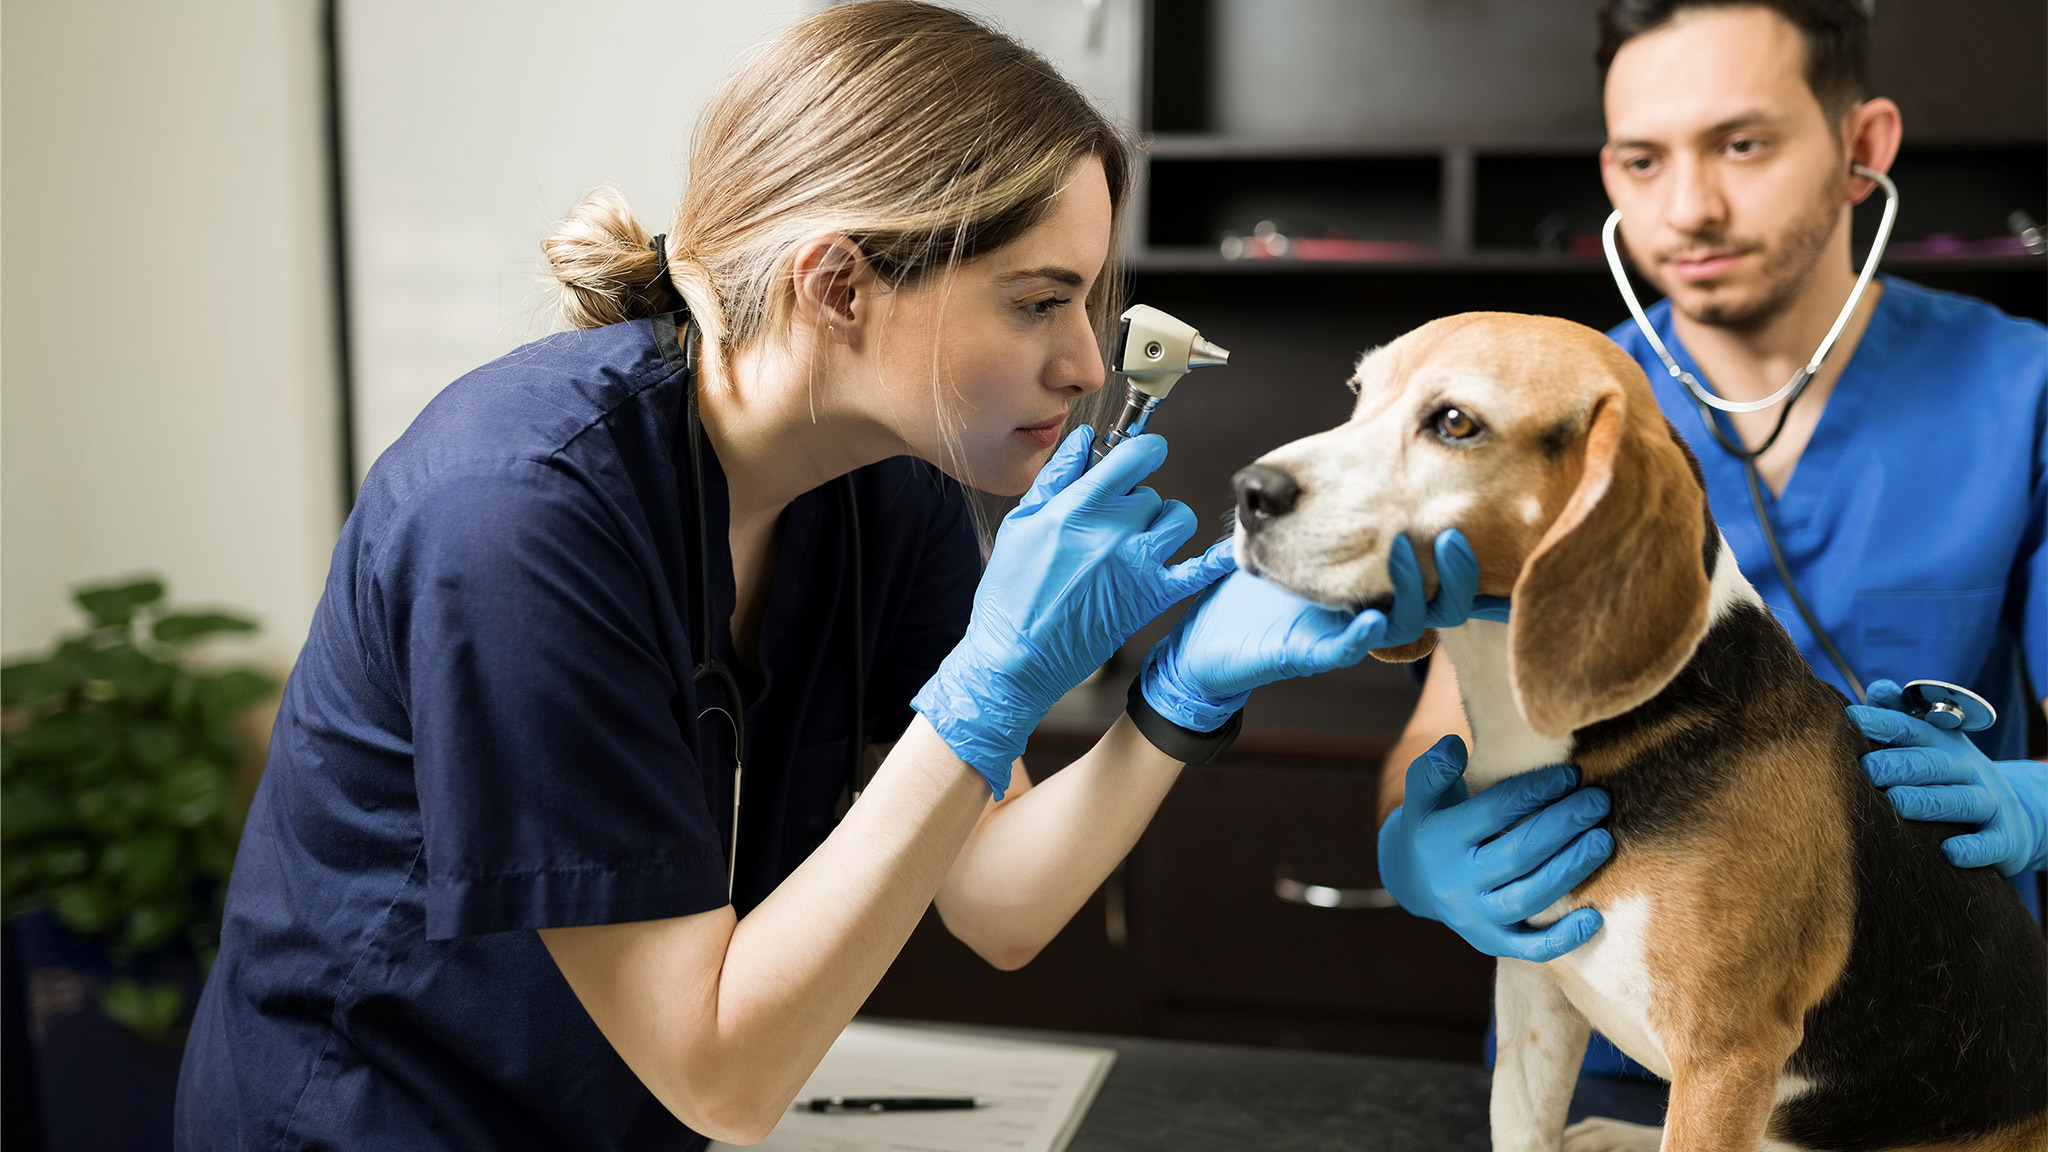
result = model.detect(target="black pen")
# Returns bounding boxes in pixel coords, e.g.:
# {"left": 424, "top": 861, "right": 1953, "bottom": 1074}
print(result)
{"left": 797, "top": 1095, "right": 989, "bottom": 1113}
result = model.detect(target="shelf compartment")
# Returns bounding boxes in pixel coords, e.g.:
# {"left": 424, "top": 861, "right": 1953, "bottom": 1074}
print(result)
{"left": 1145, "top": 154, "right": 1442, "bottom": 253}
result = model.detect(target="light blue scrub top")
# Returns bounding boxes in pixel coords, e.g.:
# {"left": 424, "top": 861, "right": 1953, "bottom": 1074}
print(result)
{"left": 1609, "top": 277, "right": 2046, "bottom": 768}
{"left": 1564, "top": 277, "right": 2048, "bottom": 1083}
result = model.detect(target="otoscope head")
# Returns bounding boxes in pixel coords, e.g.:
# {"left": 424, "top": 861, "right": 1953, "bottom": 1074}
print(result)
{"left": 1092, "top": 305, "right": 1231, "bottom": 465}
{"left": 1112, "top": 304, "right": 1232, "bottom": 399}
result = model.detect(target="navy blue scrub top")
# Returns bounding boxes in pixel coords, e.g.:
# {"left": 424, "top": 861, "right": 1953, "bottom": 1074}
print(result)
{"left": 177, "top": 314, "right": 981, "bottom": 1151}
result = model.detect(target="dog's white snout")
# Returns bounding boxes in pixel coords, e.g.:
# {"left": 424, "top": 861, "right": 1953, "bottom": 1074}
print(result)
{"left": 1232, "top": 463, "right": 1301, "bottom": 533}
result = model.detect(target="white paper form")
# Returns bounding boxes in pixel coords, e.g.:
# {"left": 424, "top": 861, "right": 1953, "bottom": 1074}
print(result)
{"left": 711, "top": 1021, "right": 1116, "bottom": 1152}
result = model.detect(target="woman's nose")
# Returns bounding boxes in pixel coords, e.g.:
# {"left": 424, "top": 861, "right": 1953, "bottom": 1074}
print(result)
{"left": 1054, "top": 313, "right": 1107, "bottom": 396}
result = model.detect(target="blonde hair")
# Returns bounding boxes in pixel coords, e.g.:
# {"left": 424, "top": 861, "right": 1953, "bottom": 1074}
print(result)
{"left": 543, "top": 0, "right": 1132, "bottom": 390}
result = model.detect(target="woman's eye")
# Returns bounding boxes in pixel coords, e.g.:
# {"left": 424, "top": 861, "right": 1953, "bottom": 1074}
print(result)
{"left": 1433, "top": 407, "right": 1481, "bottom": 440}
{"left": 1025, "top": 296, "right": 1072, "bottom": 318}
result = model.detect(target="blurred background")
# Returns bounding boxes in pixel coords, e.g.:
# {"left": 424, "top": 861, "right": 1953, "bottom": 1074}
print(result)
{"left": 2, "top": 1, "right": 2041, "bottom": 1147}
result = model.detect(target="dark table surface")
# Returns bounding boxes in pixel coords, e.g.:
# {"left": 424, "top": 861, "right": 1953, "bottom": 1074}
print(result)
{"left": 902, "top": 1023, "right": 1668, "bottom": 1151}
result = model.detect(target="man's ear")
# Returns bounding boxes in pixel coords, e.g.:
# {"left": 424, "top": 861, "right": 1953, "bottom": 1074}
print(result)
{"left": 1597, "top": 143, "right": 1624, "bottom": 207}
{"left": 1843, "top": 97, "right": 1903, "bottom": 206}
{"left": 788, "top": 235, "right": 875, "bottom": 342}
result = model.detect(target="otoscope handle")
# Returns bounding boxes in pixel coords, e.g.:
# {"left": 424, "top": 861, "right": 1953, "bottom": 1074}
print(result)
{"left": 1089, "top": 391, "right": 1164, "bottom": 467}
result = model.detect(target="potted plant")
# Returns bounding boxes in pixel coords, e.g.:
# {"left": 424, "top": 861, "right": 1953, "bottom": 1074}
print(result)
{"left": 2, "top": 576, "right": 276, "bottom": 1147}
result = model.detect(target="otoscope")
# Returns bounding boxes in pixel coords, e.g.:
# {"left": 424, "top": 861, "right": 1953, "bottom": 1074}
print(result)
{"left": 1089, "top": 304, "right": 1231, "bottom": 467}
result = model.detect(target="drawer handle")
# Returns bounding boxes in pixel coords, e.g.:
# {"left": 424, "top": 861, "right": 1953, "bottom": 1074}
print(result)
{"left": 1273, "top": 876, "right": 1398, "bottom": 910}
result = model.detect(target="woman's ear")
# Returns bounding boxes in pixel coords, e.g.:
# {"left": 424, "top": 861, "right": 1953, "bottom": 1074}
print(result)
{"left": 788, "top": 235, "right": 875, "bottom": 343}
{"left": 1843, "top": 97, "right": 1903, "bottom": 206}
{"left": 1507, "top": 386, "right": 1711, "bottom": 739}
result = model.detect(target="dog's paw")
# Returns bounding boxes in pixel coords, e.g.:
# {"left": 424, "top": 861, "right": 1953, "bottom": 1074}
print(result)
{"left": 1561, "top": 1116, "right": 1663, "bottom": 1152}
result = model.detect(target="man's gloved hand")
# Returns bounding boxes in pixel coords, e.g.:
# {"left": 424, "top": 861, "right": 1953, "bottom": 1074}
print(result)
{"left": 1849, "top": 679, "right": 2048, "bottom": 877}
{"left": 1138, "top": 529, "right": 1513, "bottom": 731}
{"left": 914, "top": 427, "right": 1231, "bottom": 798}
{"left": 1376, "top": 735, "right": 1613, "bottom": 962}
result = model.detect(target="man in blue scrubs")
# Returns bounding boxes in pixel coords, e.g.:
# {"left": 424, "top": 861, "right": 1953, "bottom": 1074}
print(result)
{"left": 1375, "top": 0, "right": 2046, "bottom": 1102}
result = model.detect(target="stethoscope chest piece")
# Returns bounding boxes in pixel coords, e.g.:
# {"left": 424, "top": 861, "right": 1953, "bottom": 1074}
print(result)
{"left": 1902, "top": 679, "right": 1998, "bottom": 733}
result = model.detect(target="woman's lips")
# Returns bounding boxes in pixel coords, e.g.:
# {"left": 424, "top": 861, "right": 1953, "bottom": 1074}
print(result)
{"left": 1017, "top": 414, "right": 1067, "bottom": 451}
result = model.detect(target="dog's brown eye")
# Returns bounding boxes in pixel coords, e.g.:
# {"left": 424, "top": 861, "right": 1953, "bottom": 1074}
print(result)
{"left": 1435, "top": 407, "right": 1481, "bottom": 440}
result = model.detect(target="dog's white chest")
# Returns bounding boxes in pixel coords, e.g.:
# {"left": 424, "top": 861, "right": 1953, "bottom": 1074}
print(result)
{"left": 1542, "top": 893, "right": 1672, "bottom": 1080}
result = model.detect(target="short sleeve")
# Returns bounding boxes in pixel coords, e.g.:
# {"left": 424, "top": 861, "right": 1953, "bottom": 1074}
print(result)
{"left": 864, "top": 475, "right": 980, "bottom": 742}
{"left": 372, "top": 460, "right": 727, "bottom": 938}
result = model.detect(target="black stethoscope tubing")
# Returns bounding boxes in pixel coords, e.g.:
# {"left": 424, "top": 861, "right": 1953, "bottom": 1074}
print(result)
{"left": 678, "top": 316, "right": 864, "bottom": 901}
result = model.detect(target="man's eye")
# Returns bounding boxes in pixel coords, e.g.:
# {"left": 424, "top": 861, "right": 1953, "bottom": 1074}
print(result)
{"left": 1433, "top": 407, "right": 1482, "bottom": 440}
{"left": 1728, "top": 138, "right": 1765, "bottom": 156}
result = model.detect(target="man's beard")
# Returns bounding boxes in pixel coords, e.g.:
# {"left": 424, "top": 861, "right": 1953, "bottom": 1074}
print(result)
{"left": 1663, "top": 173, "right": 1845, "bottom": 333}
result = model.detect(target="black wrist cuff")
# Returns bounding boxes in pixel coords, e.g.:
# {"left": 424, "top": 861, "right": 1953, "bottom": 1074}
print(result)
{"left": 1125, "top": 677, "right": 1243, "bottom": 765}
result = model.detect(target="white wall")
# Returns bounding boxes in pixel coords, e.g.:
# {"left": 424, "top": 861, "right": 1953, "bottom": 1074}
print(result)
{"left": 2, "top": 0, "right": 343, "bottom": 670}
{"left": 339, "top": 1, "right": 824, "bottom": 479}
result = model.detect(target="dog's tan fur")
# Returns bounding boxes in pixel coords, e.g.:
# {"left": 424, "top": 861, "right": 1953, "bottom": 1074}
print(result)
{"left": 1236, "top": 312, "right": 2041, "bottom": 1150}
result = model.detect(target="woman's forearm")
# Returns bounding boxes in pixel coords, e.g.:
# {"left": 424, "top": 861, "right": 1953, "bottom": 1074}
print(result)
{"left": 933, "top": 714, "right": 1185, "bottom": 967}
{"left": 542, "top": 715, "right": 988, "bottom": 1142}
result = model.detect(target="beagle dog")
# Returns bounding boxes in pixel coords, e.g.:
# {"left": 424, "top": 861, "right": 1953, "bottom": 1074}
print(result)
{"left": 1231, "top": 312, "right": 2046, "bottom": 1152}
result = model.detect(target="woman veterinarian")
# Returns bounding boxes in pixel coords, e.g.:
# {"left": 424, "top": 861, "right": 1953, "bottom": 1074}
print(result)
{"left": 175, "top": 5, "right": 1542, "bottom": 1149}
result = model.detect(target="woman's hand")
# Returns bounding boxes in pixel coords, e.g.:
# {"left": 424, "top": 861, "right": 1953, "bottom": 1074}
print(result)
{"left": 914, "top": 427, "right": 1229, "bottom": 796}
{"left": 1850, "top": 680, "right": 2048, "bottom": 877}
{"left": 1138, "top": 528, "right": 1510, "bottom": 730}
{"left": 1376, "top": 735, "right": 1612, "bottom": 962}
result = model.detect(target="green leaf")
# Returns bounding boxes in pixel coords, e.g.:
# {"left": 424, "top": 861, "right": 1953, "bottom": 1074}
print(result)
{"left": 99, "top": 978, "right": 185, "bottom": 1041}
{"left": 103, "top": 828, "right": 180, "bottom": 897}
{"left": 1, "top": 658, "right": 85, "bottom": 709}
{"left": 195, "top": 669, "right": 277, "bottom": 719}
{"left": 128, "top": 722, "right": 183, "bottom": 772}
{"left": 84, "top": 646, "right": 174, "bottom": 707}
{"left": 6, "top": 710, "right": 119, "bottom": 770}
{"left": 0, "top": 785, "right": 77, "bottom": 839}
{"left": 49, "top": 882, "right": 120, "bottom": 935}
{"left": 152, "top": 612, "right": 259, "bottom": 645}
{"left": 74, "top": 579, "right": 165, "bottom": 630}
{"left": 155, "top": 761, "right": 227, "bottom": 827}
{"left": 117, "top": 899, "right": 187, "bottom": 956}
{"left": 32, "top": 845, "right": 91, "bottom": 883}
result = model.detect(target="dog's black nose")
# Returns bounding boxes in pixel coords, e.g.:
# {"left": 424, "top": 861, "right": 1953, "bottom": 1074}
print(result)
{"left": 1233, "top": 464, "right": 1301, "bottom": 529}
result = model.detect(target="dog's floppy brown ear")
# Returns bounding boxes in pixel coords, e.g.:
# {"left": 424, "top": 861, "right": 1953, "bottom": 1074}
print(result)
{"left": 1372, "top": 632, "right": 1438, "bottom": 663}
{"left": 1508, "top": 386, "right": 1710, "bottom": 739}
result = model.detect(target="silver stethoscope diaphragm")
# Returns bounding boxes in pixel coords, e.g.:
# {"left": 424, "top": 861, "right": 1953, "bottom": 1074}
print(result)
{"left": 1902, "top": 680, "right": 1998, "bottom": 733}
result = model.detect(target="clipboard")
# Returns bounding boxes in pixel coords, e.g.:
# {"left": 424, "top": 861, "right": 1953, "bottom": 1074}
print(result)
{"left": 712, "top": 1020, "right": 1116, "bottom": 1152}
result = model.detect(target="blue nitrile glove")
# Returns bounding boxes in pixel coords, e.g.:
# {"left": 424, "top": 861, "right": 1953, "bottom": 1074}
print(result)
{"left": 1139, "top": 529, "right": 1513, "bottom": 731}
{"left": 913, "top": 426, "right": 1231, "bottom": 798}
{"left": 1850, "top": 680, "right": 2048, "bottom": 877}
{"left": 1376, "top": 735, "right": 1613, "bottom": 962}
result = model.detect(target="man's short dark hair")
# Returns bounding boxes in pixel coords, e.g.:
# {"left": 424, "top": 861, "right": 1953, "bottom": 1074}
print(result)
{"left": 1596, "top": 0, "right": 1873, "bottom": 117}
